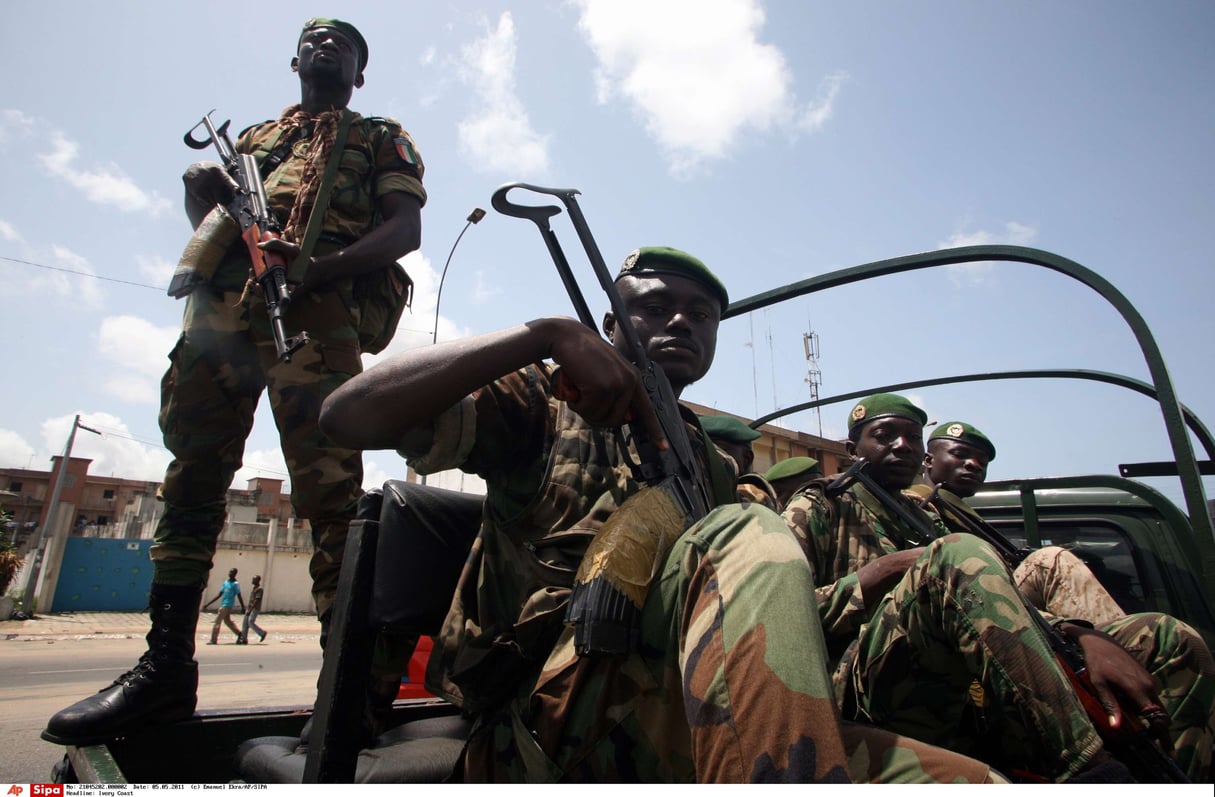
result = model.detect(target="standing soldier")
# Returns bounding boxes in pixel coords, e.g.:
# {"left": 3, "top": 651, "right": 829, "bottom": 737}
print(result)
{"left": 42, "top": 17, "right": 425, "bottom": 746}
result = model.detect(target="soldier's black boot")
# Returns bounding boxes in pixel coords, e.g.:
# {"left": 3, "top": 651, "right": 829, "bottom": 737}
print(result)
{"left": 41, "top": 583, "right": 202, "bottom": 745}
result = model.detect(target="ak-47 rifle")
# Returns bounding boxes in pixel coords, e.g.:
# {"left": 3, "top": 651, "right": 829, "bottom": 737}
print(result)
{"left": 183, "top": 111, "right": 308, "bottom": 362}
{"left": 828, "top": 459, "right": 1188, "bottom": 782}
{"left": 491, "top": 182, "right": 714, "bottom": 656}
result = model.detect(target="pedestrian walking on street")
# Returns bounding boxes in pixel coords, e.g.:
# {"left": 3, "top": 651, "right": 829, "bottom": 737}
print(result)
{"left": 204, "top": 568, "right": 244, "bottom": 645}
{"left": 239, "top": 575, "right": 268, "bottom": 644}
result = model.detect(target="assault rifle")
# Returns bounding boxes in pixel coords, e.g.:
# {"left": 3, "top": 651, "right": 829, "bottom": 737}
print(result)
{"left": 828, "top": 459, "right": 1188, "bottom": 782}
{"left": 491, "top": 182, "right": 713, "bottom": 656}
{"left": 184, "top": 112, "right": 308, "bottom": 362}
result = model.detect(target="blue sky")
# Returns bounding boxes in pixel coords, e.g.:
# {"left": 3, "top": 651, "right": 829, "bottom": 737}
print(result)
{"left": 1, "top": 0, "right": 1212, "bottom": 511}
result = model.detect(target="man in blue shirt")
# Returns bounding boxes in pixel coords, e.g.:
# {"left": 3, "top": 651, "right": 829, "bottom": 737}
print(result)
{"left": 203, "top": 568, "right": 245, "bottom": 645}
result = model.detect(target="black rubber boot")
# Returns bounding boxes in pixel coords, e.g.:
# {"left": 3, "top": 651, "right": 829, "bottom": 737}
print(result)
{"left": 41, "top": 583, "right": 202, "bottom": 745}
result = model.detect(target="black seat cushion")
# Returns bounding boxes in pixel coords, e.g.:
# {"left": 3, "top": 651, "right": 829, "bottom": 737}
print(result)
{"left": 235, "top": 715, "right": 471, "bottom": 783}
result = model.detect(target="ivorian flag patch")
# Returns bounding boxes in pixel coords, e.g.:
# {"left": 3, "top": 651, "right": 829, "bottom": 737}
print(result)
{"left": 394, "top": 135, "right": 420, "bottom": 166}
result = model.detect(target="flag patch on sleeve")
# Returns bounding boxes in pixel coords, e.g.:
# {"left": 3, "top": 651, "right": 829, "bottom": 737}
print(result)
{"left": 394, "top": 135, "right": 420, "bottom": 166}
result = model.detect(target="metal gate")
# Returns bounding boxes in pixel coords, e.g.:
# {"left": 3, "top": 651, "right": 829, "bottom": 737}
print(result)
{"left": 51, "top": 537, "right": 154, "bottom": 612}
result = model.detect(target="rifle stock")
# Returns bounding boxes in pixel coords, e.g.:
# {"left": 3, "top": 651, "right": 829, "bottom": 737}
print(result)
{"left": 183, "top": 112, "right": 308, "bottom": 361}
{"left": 491, "top": 182, "right": 712, "bottom": 656}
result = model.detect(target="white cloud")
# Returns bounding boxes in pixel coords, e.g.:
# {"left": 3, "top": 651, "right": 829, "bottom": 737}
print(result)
{"left": 136, "top": 254, "right": 176, "bottom": 288}
{"left": 456, "top": 12, "right": 551, "bottom": 176}
{"left": 96, "top": 315, "right": 179, "bottom": 404}
{"left": 98, "top": 316, "right": 179, "bottom": 379}
{"left": 575, "top": 0, "right": 846, "bottom": 176}
{"left": 0, "top": 109, "right": 35, "bottom": 146}
{"left": 0, "top": 428, "right": 36, "bottom": 471}
{"left": 23, "top": 245, "right": 106, "bottom": 307}
{"left": 2, "top": 110, "right": 171, "bottom": 218}
{"left": 0, "top": 220, "right": 106, "bottom": 305}
{"left": 799, "top": 71, "right": 849, "bottom": 133}
{"left": 233, "top": 447, "right": 291, "bottom": 490}
{"left": 470, "top": 271, "right": 502, "bottom": 304}
{"left": 939, "top": 222, "right": 1037, "bottom": 250}
{"left": 38, "top": 131, "right": 173, "bottom": 217}
{"left": 362, "top": 457, "right": 398, "bottom": 493}
{"left": 40, "top": 413, "right": 171, "bottom": 483}
{"left": 937, "top": 222, "right": 1038, "bottom": 287}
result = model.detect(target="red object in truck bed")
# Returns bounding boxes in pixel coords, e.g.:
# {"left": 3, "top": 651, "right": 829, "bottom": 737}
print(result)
{"left": 397, "top": 635, "right": 436, "bottom": 700}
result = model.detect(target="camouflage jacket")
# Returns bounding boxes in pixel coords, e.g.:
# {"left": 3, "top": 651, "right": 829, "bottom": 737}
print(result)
{"left": 782, "top": 480, "right": 947, "bottom": 661}
{"left": 210, "top": 109, "right": 425, "bottom": 290}
{"left": 402, "top": 361, "right": 733, "bottom": 716}
{"left": 735, "top": 472, "right": 780, "bottom": 512}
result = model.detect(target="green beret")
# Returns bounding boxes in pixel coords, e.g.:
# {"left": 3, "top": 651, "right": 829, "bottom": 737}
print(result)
{"left": 700, "top": 415, "right": 761, "bottom": 444}
{"left": 300, "top": 17, "right": 369, "bottom": 72}
{"left": 765, "top": 456, "right": 821, "bottom": 482}
{"left": 929, "top": 421, "right": 997, "bottom": 461}
{"left": 616, "top": 246, "right": 728, "bottom": 307}
{"left": 847, "top": 392, "right": 927, "bottom": 433}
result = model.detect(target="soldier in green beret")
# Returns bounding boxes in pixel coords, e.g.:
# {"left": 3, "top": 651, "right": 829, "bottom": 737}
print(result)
{"left": 782, "top": 393, "right": 1140, "bottom": 782}
{"left": 764, "top": 456, "right": 822, "bottom": 510}
{"left": 913, "top": 421, "right": 1215, "bottom": 779}
{"left": 701, "top": 415, "right": 783, "bottom": 510}
{"left": 318, "top": 255, "right": 1003, "bottom": 783}
{"left": 44, "top": 16, "right": 426, "bottom": 747}
{"left": 700, "top": 414, "right": 760, "bottom": 473}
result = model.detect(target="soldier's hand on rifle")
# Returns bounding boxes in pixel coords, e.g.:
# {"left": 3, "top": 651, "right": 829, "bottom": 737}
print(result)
{"left": 257, "top": 237, "right": 305, "bottom": 273}
{"left": 549, "top": 323, "right": 666, "bottom": 448}
{"left": 1062, "top": 622, "right": 1174, "bottom": 750}
{"left": 183, "top": 161, "right": 240, "bottom": 228}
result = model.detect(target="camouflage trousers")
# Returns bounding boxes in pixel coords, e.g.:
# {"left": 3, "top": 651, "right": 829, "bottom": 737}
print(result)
{"left": 1016, "top": 546, "right": 1215, "bottom": 780}
{"left": 468, "top": 504, "right": 1000, "bottom": 783}
{"left": 841, "top": 533, "right": 1106, "bottom": 782}
{"left": 152, "top": 284, "right": 364, "bottom": 620}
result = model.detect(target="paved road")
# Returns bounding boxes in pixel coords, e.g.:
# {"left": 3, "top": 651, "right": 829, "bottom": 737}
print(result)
{"left": 0, "top": 635, "right": 323, "bottom": 784}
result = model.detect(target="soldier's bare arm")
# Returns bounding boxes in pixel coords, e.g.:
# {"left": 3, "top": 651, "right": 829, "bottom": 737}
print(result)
{"left": 320, "top": 317, "right": 662, "bottom": 451}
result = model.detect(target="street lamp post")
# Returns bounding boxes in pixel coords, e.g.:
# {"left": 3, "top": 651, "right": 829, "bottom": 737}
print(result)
{"left": 24, "top": 414, "right": 102, "bottom": 614}
{"left": 417, "top": 208, "right": 485, "bottom": 488}
{"left": 432, "top": 208, "right": 486, "bottom": 345}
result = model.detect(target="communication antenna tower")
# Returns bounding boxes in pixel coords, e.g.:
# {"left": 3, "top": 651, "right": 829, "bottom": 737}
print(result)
{"left": 804, "top": 329, "right": 823, "bottom": 438}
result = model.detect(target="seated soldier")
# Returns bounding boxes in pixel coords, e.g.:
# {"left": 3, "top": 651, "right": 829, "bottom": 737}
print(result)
{"left": 912, "top": 420, "right": 1215, "bottom": 780}
{"left": 782, "top": 392, "right": 1142, "bottom": 782}
{"left": 701, "top": 415, "right": 779, "bottom": 510}
{"left": 765, "top": 456, "right": 822, "bottom": 511}
{"left": 320, "top": 249, "right": 1001, "bottom": 783}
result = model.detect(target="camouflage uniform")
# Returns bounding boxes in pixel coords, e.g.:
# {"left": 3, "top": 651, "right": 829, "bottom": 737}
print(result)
{"left": 404, "top": 364, "right": 1001, "bottom": 783}
{"left": 785, "top": 480, "right": 1110, "bottom": 781}
{"left": 734, "top": 472, "right": 780, "bottom": 511}
{"left": 155, "top": 110, "right": 426, "bottom": 620}
{"left": 920, "top": 486, "right": 1215, "bottom": 780}
{"left": 1015, "top": 544, "right": 1215, "bottom": 780}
